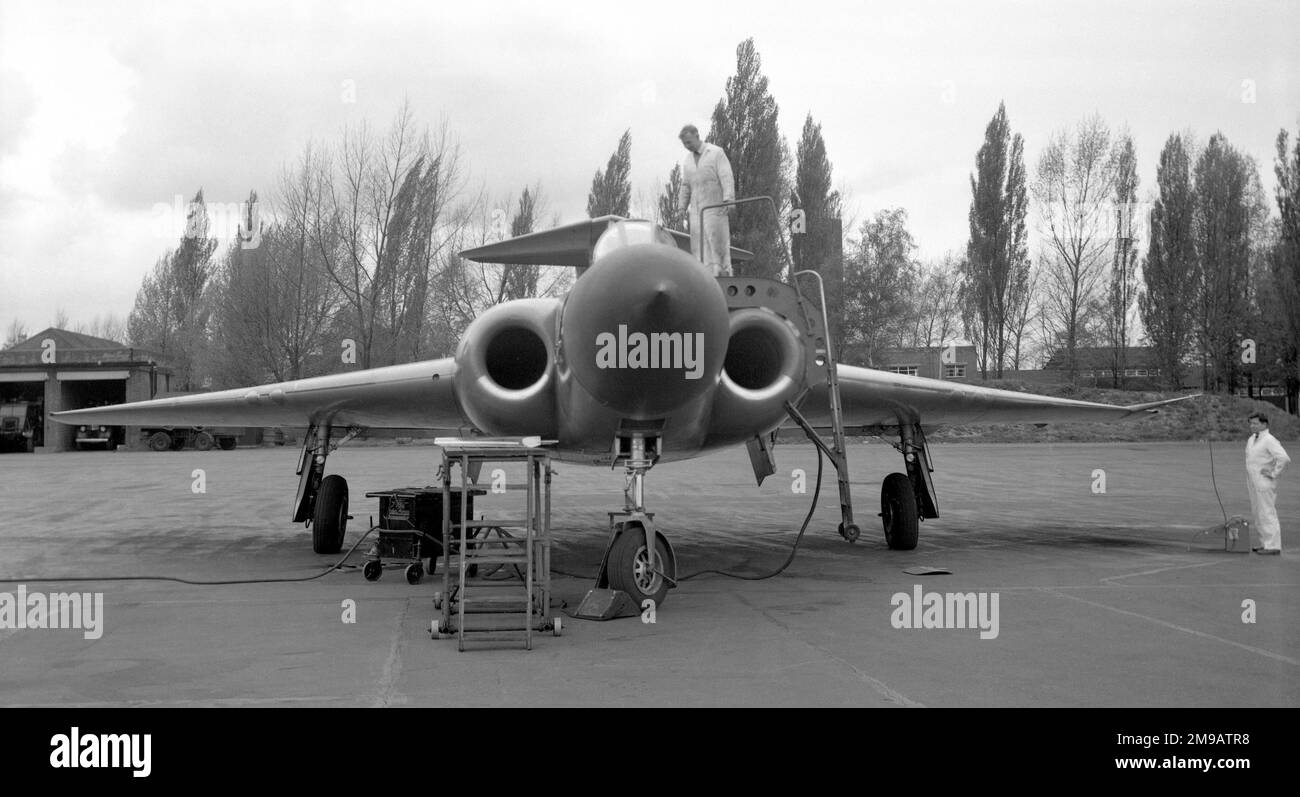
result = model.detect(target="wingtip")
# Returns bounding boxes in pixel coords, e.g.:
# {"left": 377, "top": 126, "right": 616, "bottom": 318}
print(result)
{"left": 1124, "top": 393, "right": 1202, "bottom": 414}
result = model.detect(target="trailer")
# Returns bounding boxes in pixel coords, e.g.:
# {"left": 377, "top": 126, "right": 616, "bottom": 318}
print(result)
{"left": 142, "top": 426, "right": 242, "bottom": 452}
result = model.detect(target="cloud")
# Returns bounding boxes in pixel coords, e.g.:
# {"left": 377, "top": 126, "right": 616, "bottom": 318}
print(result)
{"left": 1, "top": 0, "right": 1297, "bottom": 329}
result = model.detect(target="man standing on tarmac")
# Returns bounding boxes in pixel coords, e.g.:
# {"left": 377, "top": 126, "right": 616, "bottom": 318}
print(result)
{"left": 1246, "top": 411, "right": 1290, "bottom": 554}
{"left": 677, "top": 124, "right": 735, "bottom": 276}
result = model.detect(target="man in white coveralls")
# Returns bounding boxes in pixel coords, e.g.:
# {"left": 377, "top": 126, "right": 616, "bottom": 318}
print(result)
{"left": 677, "top": 124, "right": 735, "bottom": 276}
{"left": 1246, "top": 411, "right": 1290, "bottom": 554}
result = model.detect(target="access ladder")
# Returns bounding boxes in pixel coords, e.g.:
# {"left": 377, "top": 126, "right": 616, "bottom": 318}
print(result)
{"left": 432, "top": 439, "right": 558, "bottom": 651}
{"left": 786, "top": 268, "right": 858, "bottom": 540}
{"left": 703, "top": 195, "right": 859, "bottom": 541}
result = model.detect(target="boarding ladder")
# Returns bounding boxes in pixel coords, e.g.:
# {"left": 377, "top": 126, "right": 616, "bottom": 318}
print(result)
{"left": 699, "top": 195, "right": 858, "bottom": 541}
{"left": 786, "top": 269, "right": 858, "bottom": 540}
{"left": 432, "top": 439, "right": 559, "bottom": 651}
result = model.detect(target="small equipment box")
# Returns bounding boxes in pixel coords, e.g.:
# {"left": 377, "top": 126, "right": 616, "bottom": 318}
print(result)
{"left": 363, "top": 486, "right": 483, "bottom": 584}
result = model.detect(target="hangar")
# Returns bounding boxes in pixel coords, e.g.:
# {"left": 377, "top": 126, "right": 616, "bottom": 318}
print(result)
{"left": 0, "top": 328, "right": 172, "bottom": 452}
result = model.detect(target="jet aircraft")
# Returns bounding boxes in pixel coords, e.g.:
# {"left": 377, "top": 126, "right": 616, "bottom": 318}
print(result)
{"left": 55, "top": 212, "right": 1190, "bottom": 606}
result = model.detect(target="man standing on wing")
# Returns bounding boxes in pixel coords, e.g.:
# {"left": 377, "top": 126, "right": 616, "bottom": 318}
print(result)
{"left": 677, "top": 124, "right": 735, "bottom": 276}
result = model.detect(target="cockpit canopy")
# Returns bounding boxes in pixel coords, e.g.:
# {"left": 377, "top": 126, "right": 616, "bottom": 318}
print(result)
{"left": 591, "top": 219, "right": 677, "bottom": 262}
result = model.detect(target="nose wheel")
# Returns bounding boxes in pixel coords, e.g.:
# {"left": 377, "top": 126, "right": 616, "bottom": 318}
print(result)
{"left": 606, "top": 525, "right": 674, "bottom": 607}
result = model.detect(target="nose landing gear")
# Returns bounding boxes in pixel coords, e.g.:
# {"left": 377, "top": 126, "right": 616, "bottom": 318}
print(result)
{"left": 577, "top": 431, "right": 678, "bottom": 616}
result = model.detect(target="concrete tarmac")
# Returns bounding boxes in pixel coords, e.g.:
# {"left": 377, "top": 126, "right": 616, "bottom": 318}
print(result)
{"left": 0, "top": 440, "right": 1295, "bottom": 706}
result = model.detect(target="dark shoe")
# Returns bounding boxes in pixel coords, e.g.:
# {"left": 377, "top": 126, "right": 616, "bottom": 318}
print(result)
{"left": 1252, "top": 547, "right": 1265, "bottom": 553}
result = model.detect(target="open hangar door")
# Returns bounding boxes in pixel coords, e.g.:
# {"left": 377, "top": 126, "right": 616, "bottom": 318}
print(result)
{"left": 57, "top": 372, "right": 128, "bottom": 451}
{"left": 0, "top": 376, "right": 46, "bottom": 452}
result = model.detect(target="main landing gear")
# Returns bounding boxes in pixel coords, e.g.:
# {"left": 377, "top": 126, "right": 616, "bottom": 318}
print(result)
{"left": 784, "top": 402, "right": 938, "bottom": 551}
{"left": 877, "top": 422, "right": 939, "bottom": 550}
{"left": 291, "top": 422, "right": 363, "bottom": 554}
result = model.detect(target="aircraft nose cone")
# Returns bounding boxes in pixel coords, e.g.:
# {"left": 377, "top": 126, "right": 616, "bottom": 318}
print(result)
{"left": 561, "top": 243, "right": 729, "bottom": 417}
{"left": 645, "top": 282, "right": 674, "bottom": 317}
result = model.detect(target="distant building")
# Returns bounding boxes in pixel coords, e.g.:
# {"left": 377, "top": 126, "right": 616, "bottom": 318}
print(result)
{"left": 871, "top": 342, "right": 1295, "bottom": 415}
{"left": 0, "top": 328, "right": 172, "bottom": 452}
{"left": 1041, "top": 345, "right": 1166, "bottom": 383}
{"left": 874, "top": 345, "right": 977, "bottom": 381}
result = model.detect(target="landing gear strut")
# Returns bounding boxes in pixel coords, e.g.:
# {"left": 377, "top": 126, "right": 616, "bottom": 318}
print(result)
{"left": 878, "top": 423, "right": 938, "bottom": 550}
{"left": 592, "top": 431, "right": 678, "bottom": 608}
{"left": 291, "top": 422, "right": 363, "bottom": 554}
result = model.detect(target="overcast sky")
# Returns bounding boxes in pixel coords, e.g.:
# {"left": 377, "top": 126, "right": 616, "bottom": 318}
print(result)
{"left": 1, "top": 0, "right": 1296, "bottom": 333}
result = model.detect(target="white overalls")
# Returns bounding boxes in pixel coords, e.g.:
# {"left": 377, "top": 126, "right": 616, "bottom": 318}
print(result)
{"left": 1245, "top": 429, "right": 1290, "bottom": 551}
{"left": 678, "top": 142, "right": 735, "bottom": 276}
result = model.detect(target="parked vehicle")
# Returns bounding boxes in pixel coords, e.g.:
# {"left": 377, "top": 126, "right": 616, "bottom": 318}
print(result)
{"left": 0, "top": 401, "right": 41, "bottom": 453}
{"left": 142, "top": 426, "right": 241, "bottom": 452}
{"left": 75, "top": 423, "right": 125, "bottom": 450}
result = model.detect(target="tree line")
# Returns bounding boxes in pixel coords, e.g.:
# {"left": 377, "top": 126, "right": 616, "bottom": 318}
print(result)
{"left": 9, "top": 39, "right": 1297, "bottom": 407}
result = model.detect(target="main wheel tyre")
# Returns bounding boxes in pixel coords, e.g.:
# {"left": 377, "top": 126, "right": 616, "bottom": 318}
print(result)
{"left": 881, "top": 472, "right": 919, "bottom": 550}
{"left": 217, "top": 437, "right": 236, "bottom": 451}
{"left": 606, "top": 526, "right": 673, "bottom": 608}
{"left": 193, "top": 431, "right": 215, "bottom": 451}
{"left": 148, "top": 431, "right": 172, "bottom": 452}
{"left": 312, "top": 474, "right": 349, "bottom": 554}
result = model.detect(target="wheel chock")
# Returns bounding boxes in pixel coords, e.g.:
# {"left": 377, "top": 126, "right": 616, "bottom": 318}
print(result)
{"left": 572, "top": 588, "right": 640, "bottom": 620}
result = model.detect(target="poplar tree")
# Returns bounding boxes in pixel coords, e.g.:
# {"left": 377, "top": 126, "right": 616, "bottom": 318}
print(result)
{"left": 792, "top": 113, "right": 844, "bottom": 348}
{"left": 1139, "top": 133, "right": 1197, "bottom": 389}
{"left": 707, "top": 38, "right": 790, "bottom": 279}
{"left": 586, "top": 130, "right": 632, "bottom": 218}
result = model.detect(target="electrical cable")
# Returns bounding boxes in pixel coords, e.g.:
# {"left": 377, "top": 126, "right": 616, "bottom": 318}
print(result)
{"left": 5, "top": 447, "right": 827, "bottom": 588}
{"left": 1208, "top": 436, "right": 1229, "bottom": 526}
{"left": 678, "top": 445, "right": 824, "bottom": 581}
{"left": 551, "top": 446, "right": 826, "bottom": 584}
{"left": 0, "top": 527, "right": 378, "bottom": 586}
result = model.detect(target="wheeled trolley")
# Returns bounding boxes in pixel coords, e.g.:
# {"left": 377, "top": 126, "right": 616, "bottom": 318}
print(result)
{"left": 362, "top": 486, "right": 484, "bottom": 584}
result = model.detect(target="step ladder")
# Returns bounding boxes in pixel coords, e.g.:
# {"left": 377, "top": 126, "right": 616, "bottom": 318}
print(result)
{"left": 788, "top": 268, "right": 858, "bottom": 541}
{"left": 432, "top": 439, "right": 558, "bottom": 651}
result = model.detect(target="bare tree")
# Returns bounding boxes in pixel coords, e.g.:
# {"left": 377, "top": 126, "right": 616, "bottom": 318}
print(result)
{"left": 905, "top": 253, "right": 963, "bottom": 349}
{"left": 208, "top": 170, "right": 346, "bottom": 386}
{"left": 1104, "top": 132, "right": 1141, "bottom": 388}
{"left": 3, "top": 319, "right": 28, "bottom": 349}
{"left": 1032, "top": 114, "right": 1117, "bottom": 383}
{"left": 311, "top": 103, "right": 466, "bottom": 369}
{"left": 1005, "top": 261, "right": 1041, "bottom": 371}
